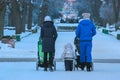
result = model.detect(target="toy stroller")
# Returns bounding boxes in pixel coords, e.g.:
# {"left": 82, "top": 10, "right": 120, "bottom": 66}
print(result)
{"left": 36, "top": 38, "right": 55, "bottom": 70}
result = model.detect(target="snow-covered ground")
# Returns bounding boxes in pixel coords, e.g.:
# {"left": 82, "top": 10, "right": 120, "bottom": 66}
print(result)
{"left": 0, "top": 62, "right": 120, "bottom": 80}
{"left": 0, "top": 26, "right": 120, "bottom": 80}
{"left": 92, "top": 30, "right": 120, "bottom": 59}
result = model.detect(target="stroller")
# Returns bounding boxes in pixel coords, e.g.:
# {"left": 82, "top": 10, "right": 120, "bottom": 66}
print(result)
{"left": 36, "top": 38, "right": 55, "bottom": 70}
{"left": 74, "top": 37, "right": 80, "bottom": 70}
{"left": 74, "top": 37, "right": 94, "bottom": 71}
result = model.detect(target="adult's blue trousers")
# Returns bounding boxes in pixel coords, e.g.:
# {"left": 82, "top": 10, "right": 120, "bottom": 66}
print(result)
{"left": 80, "top": 41, "right": 92, "bottom": 62}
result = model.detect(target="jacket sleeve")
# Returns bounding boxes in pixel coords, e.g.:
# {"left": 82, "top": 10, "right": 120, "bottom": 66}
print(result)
{"left": 53, "top": 25, "right": 58, "bottom": 41}
{"left": 40, "top": 27, "right": 44, "bottom": 39}
{"left": 92, "top": 23, "right": 96, "bottom": 36}
{"left": 75, "top": 24, "right": 80, "bottom": 38}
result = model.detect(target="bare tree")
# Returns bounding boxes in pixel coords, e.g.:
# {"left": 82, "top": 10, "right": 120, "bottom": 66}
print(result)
{"left": 48, "top": 0, "right": 66, "bottom": 18}
{"left": 21, "top": 0, "right": 27, "bottom": 32}
{"left": 100, "top": 2, "right": 115, "bottom": 25}
{"left": 99, "top": 0, "right": 120, "bottom": 26}
{"left": 11, "top": 0, "right": 22, "bottom": 34}
{"left": 0, "top": 0, "right": 7, "bottom": 39}
{"left": 76, "top": 0, "right": 92, "bottom": 16}
{"left": 91, "top": 0, "right": 102, "bottom": 24}
{"left": 8, "top": 4, "right": 14, "bottom": 27}
{"left": 112, "top": 0, "right": 120, "bottom": 23}
{"left": 8, "top": 0, "right": 27, "bottom": 33}
{"left": 27, "top": 0, "right": 33, "bottom": 30}
{"left": 39, "top": 0, "right": 49, "bottom": 26}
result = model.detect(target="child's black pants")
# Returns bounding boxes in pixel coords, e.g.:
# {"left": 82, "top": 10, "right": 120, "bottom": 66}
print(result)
{"left": 64, "top": 60, "right": 73, "bottom": 71}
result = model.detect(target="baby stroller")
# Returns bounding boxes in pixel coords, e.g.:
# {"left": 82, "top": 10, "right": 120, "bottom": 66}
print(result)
{"left": 74, "top": 37, "right": 94, "bottom": 71}
{"left": 36, "top": 38, "right": 55, "bottom": 71}
{"left": 74, "top": 37, "right": 80, "bottom": 70}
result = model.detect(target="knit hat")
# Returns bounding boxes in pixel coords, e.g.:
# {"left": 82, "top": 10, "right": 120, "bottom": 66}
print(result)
{"left": 82, "top": 13, "right": 90, "bottom": 19}
{"left": 44, "top": 16, "right": 52, "bottom": 21}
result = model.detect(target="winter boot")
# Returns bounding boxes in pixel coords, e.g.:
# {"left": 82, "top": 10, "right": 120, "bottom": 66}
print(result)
{"left": 79, "top": 62, "right": 86, "bottom": 71}
{"left": 49, "top": 65, "right": 53, "bottom": 72}
{"left": 86, "top": 62, "right": 93, "bottom": 72}
{"left": 43, "top": 62, "right": 48, "bottom": 71}
{"left": 44, "top": 68, "right": 47, "bottom": 71}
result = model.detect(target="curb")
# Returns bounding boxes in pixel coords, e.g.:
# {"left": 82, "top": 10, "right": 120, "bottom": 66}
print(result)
{"left": 1, "top": 58, "right": 120, "bottom": 63}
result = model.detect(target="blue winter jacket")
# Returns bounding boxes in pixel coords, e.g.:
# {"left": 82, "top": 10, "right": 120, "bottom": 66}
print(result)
{"left": 75, "top": 19, "right": 96, "bottom": 41}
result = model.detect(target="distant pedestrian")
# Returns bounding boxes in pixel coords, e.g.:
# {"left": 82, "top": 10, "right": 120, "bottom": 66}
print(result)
{"left": 61, "top": 43, "right": 75, "bottom": 71}
{"left": 75, "top": 13, "right": 96, "bottom": 71}
{"left": 40, "top": 16, "right": 58, "bottom": 71}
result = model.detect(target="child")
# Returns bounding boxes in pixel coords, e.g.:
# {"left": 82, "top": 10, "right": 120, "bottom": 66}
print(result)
{"left": 61, "top": 43, "right": 75, "bottom": 71}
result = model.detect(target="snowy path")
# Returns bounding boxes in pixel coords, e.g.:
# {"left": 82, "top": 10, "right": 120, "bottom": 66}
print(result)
{"left": 0, "top": 62, "right": 120, "bottom": 80}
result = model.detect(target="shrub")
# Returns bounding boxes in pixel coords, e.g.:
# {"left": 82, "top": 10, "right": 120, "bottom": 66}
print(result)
{"left": 117, "top": 34, "right": 120, "bottom": 40}
{"left": 102, "top": 29, "right": 109, "bottom": 34}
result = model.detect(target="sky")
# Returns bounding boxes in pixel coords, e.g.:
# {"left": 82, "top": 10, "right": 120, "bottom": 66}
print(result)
{"left": 0, "top": 24, "right": 120, "bottom": 80}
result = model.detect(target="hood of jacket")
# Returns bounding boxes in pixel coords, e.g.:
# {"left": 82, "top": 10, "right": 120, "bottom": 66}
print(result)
{"left": 80, "top": 19, "right": 92, "bottom": 26}
{"left": 43, "top": 21, "right": 53, "bottom": 28}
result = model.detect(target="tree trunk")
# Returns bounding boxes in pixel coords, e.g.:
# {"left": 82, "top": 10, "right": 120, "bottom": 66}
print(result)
{"left": 39, "top": 0, "right": 49, "bottom": 26}
{"left": 21, "top": 0, "right": 27, "bottom": 32}
{"left": 8, "top": 11, "right": 14, "bottom": 27}
{"left": 27, "top": 0, "right": 33, "bottom": 30}
{"left": 91, "top": 0, "right": 102, "bottom": 24}
{"left": 112, "top": 0, "right": 120, "bottom": 23}
{"left": 11, "top": 0, "right": 22, "bottom": 34}
{"left": 0, "top": 1, "right": 7, "bottom": 39}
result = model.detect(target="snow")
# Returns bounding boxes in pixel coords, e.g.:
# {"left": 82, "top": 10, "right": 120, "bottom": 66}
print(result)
{"left": 0, "top": 62, "right": 120, "bottom": 80}
{"left": 92, "top": 30, "right": 120, "bottom": 59}
{"left": 0, "top": 25, "right": 120, "bottom": 80}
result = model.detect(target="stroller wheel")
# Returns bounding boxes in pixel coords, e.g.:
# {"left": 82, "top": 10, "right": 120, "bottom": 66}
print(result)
{"left": 75, "top": 64, "right": 79, "bottom": 70}
{"left": 91, "top": 63, "right": 94, "bottom": 71}
{"left": 36, "top": 60, "right": 39, "bottom": 71}
{"left": 53, "top": 60, "right": 56, "bottom": 71}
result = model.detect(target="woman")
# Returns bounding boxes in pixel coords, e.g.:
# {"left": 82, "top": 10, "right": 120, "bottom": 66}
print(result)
{"left": 40, "top": 16, "right": 57, "bottom": 71}
{"left": 75, "top": 13, "right": 96, "bottom": 71}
